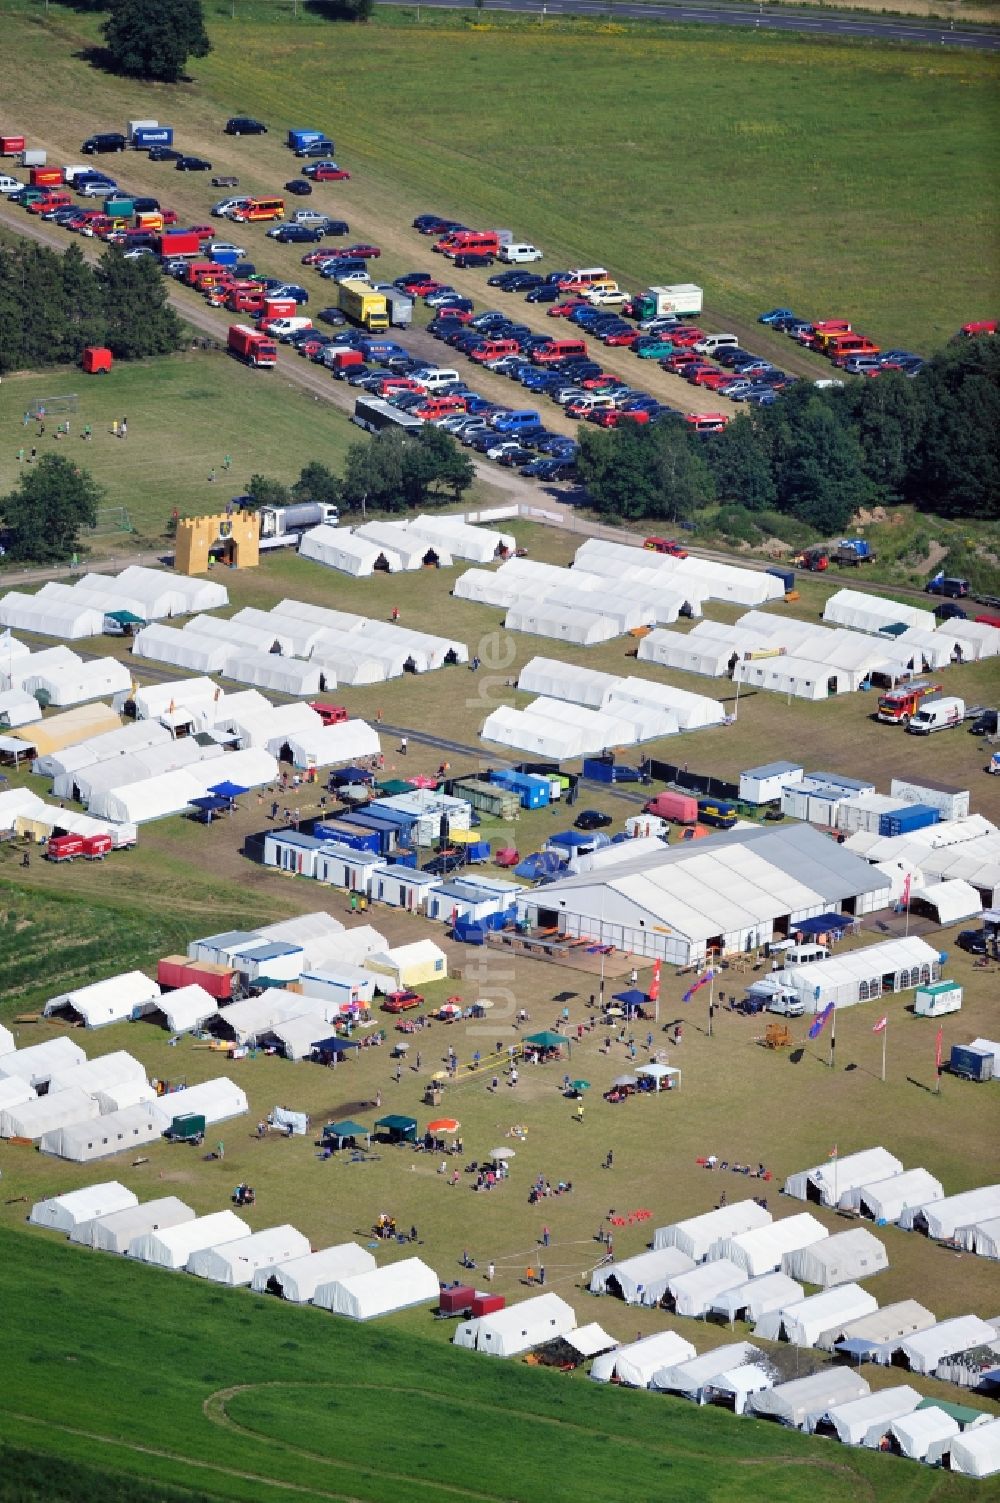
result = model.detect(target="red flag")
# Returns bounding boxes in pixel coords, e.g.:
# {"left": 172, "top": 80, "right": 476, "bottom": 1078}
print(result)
{"left": 828, "top": 1144, "right": 838, "bottom": 1160}
{"left": 902, "top": 872, "right": 911, "bottom": 907}
{"left": 648, "top": 960, "right": 661, "bottom": 1003}
{"left": 872, "top": 1015, "right": 888, "bottom": 1034}
{"left": 935, "top": 1026, "right": 943, "bottom": 1073}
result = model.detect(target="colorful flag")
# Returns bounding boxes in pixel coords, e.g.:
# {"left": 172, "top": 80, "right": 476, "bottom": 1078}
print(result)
{"left": 872, "top": 1015, "right": 888, "bottom": 1034}
{"left": 902, "top": 872, "right": 911, "bottom": 908}
{"left": 808, "top": 1002, "right": 835, "bottom": 1040}
{"left": 935, "top": 1026, "right": 944, "bottom": 1074}
{"left": 648, "top": 959, "right": 661, "bottom": 1003}
{"left": 682, "top": 969, "right": 714, "bottom": 1003}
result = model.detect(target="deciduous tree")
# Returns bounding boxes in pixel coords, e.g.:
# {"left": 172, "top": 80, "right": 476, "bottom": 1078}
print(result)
{"left": 1, "top": 455, "right": 102, "bottom": 564}
{"left": 103, "top": 0, "right": 211, "bottom": 83}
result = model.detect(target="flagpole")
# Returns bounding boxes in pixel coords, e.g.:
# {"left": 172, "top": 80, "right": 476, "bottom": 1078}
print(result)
{"left": 829, "top": 1005, "right": 836, "bottom": 1070}
{"left": 708, "top": 968, "right": 714, "bottom": 1039}
{"left": 882, "top": 1021, "right": 887, "bottom": 1084}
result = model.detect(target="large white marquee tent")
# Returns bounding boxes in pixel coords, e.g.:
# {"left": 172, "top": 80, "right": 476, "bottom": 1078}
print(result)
{"left": 29, "top": 1180, "right": 138, "bottom": 1233}
{"left": 187, "top": 1225, "right": 311, "bottom": 1285}
{"left": 251, "top": 1243, "right": 376, "bottom": 1302}
{"left": 313, "top": 1257, "right": 440, "bottom": 1320}
{"left": 653, "top": 1200, "right": 772, "bottom": 1262}
{"left": 69, "top": 1195, "right": 195, "bottom": 1253}
{"left": 127, "top": 1210, "right": 251, "bottom": 1269}
{"left": 454, "top": 1294, "right": 577, "bottom": 1357}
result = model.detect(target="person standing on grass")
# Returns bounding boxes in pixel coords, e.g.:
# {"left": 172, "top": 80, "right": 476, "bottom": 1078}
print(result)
{"left": 541, "top": 1225, "right": 550, "bottom": 1247}
{"left": 604, "top": 1149, "right": 614, "bottom": 1170}
{"left": 576, "top": 1102, "right": 585, "bottom": 1123}
{"left": 487, "top": 1261, "right": 495, "bottom": 1282}
{"left": 29, "top": 447, "right": 36, "bottom": 464}
{"left": 400, "top": 736, "right": 408, "bottom": 756}
{"left": 223, "top": 454, "right": 232, "bottom": 471}
{"left": 111, "top": 419, "right": 118, "bottom": 438}
{"left": 16, "top": 448, "right": 24, "bottom": 465}
{"left": 83, "top": 423, "right": 92, "bottom": 441}
{"left": 120, "top": 417, "right": 127, "bottom": 440}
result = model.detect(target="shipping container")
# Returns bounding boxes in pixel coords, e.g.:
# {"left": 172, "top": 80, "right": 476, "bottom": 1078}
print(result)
{"left": 132, "top": 125, "right": 174, "bottom": 149}
{"left": 470, "top": 1292, "right": 505, "bottom": 1317}
{"left": 888, "top": 776, "right": 970, "bottom": 822}
{"left": 490, "top": 770, "right": 549, "bottom": 809}
{"left": 19, "top": 149, "right": 46, "bottom": 167}
{"left": 29, "top": 165, "right": 63, "bottom": 187}
{"left": 312, "top": 819, "right": 381, "bottom": 854}
{"left": 642, "top": 790, "right": 699, "bottom": 824}
{"left": 948, "top": 1044, "right": 993, "bottom": 1082}
{"left": 453, "top": 779, "right": 521, "bottom": 821}
{"left": 878, "top": 804, "right": 940, "bottom": 838}
{"left": 156, "top": 955, "right": 236, "bottom": 1001}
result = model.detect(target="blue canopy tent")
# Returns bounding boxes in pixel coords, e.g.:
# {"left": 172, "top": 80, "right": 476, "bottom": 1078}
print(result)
{"left": 189, "top": 794, "right": 230, "bottom": 823}
{"left": 514, "top": 850, "right": 564, "bottom": 881}
{"left": 611, "top": 988, "right": 650, "bottom": 1016}
{"left": 313, "top": 1035, "right": 361, "bottom": 1067}
{"left": 209, "top": 780, "right": 249, "bottom": 802}
{"left": 793, "top": 912, "right": 850, "bottom": 938}
{"left": 331, "top": 765, "right": 375, "bottom": 787}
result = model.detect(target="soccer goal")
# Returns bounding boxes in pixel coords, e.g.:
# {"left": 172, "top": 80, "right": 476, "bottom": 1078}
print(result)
{"left": 26, "top": 394, "right": 79, "bottom": 419}
{"left": 87, "top": 507, "right": 134, "bottom": 535}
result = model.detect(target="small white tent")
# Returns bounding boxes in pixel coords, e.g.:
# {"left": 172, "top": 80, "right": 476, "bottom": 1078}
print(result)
{"left": 70, "top": 1196, "right": 195, "bottom": 1253}
{"left": 709, "top": 1272, "right": 803, "bottom": 1325}
{"left": 950, "top": 1418, "right": 1000, "bottom": 1478}
{"left": 710, "top": 1213, "right": 828, "bottom": 1278}
{"left": 300, "top": 525, "right": 402, "bottom": 575}
{"left": 651, "top": 1342, "right": 762, "bottom": 1403}
{"left": 116, "top": 565, "right": 228, "bottom": 617}
{"left": 749, "top": 1369, "right": 869, "bottom": 1430}
{"left": 40, "top": 1103, "right": 164, "bottom": 1162}
{"left": 155, "top": 984, "right": 219, "bottom": 1034}
{"left": 187, "top": 1225, "right": 311, "bottom": 1285}
{"left": 0, "top": 1036, "right": 86, "bottom": 1088}
{"left": 823, "top": 589, "right": 935, "bottom": 634}
{"left": 251, "top": 1243, "right": 376, "bottom": 1301}
{"left": 454, "top": 1294, "right": 577, "bottom": 1357}
{"left": 782, "top": 1229, "right": 888, "bottom": 1288}
{"left": 408, "top": 513, "right": 512, "bottom": 563}
{"left": 818, "top": 1385, "right": 922, "bottom": 1445}
{"left": 783, "top": 1148, "right": 903, "bottom": 1206}
{"left": 900, "top": 1184, "right": 1000, "bottom": 1239}
{"left": 313, "top": 1257, "right": 440, "bottom": 1320}
{"left": 847, "top": 1167, "right": 944, "bottom": 1224}
{"left": 955, "top": 1216, "right": 1000, "bottom": 1258}
{"left": 280, "top": 720, "right": 380, "bottom": 770}
{"left": 589, "top": 1247, "right": 694, "bottom": 1305}
{"left": 1, "top": 1087, "right": 100, "bottom": 1141}
{"left": 29, "top": 1181, "right": 139, "bottom": 1233}
{"left": 0, "top": 688, "right": 42, "bottom": 728}
{"left": 131, "top": 623, "right": 236, "bottom": 674}
{"left": 653, "top": 1200, "right": 772, "bottom": 1262}
{"left": 504, "top": 601, "right": 620, "bottom": 647}
{"left": 889, "top": 1316, "right": 999, "bottom": 1374}
{"left": 224, "top": 652, "right": 323, "bottom": 697}
{"left": 47, "top": 1050, "right": 148, "bottom": 1103}
{"left": 0, "top": 1077, "right": 35, "bottom": 1112}
{"left": 815, "top": 1299, "right": 936, "bottom": 1354}
{"left": 890, "top": 1406, "right": 961, "bottom": 1462}
{"left": 23, "top": 656, "right": 131, "bottom": 708}
{"left": 637, "top": 626, "right": 738, "bottom": 679}
{"left": 758, "top": 1285, "right": 880, "bottom": 1348}
{"left": 590, "top": 1330, "right": 696, "bottom": 1388}
{"left": 0, "top": 589, "right": 105, "bottom": 640}
{"left": 128, "top": 1210, "right": 251, "bottom": 1269}
{"left": 667, "top": 1259, "right": 747, "bottom": 1318}
{"left": 353, "top": 520, "right": 452, "bottom": 570}
{"left": 151, "top": 1077, "right": 248, "bottom": 1126}
{"left": 44, "top": 972, "right": 160, "bottom": 1028}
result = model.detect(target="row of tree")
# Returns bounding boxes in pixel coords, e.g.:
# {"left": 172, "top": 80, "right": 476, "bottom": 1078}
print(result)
{"left": 245, "top": 425, "right": 476, "bottom": 516}
{"left": 0, "top": 242, "right": 184, "bottom": 374}
{"left": 576, "top": 338, "right": 1000, "bottom": 530}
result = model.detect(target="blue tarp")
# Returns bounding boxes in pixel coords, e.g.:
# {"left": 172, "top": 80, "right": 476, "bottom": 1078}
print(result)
{"left": 331, "top": 766, "right": 374, "bottom": 786}
{"left": 612, "top": 989, "right": 648, "bottom": 1012}
{"left": 208, "top": 780, "right": 248, "bottom": 799}
{"left": 190, "top": 795, "right": 229, "bottom": 812}
{"left": 794, "top": 912, "right": 850, "bottom": 937}
{"left": 514, "top": 851, "right": 564, "bottom": 880}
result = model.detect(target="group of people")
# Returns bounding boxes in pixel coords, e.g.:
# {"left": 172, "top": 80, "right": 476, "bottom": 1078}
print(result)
{"left": 528, "top": 1175, "right": 572, "bottom": 1204}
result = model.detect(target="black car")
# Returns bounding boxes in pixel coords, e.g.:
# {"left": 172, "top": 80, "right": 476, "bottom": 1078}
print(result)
{"left": 224, "top": 117, "right": 267, "bottom": 135}
{"left": 273, "top": 225, "right": 322, "bottom": 243}
{"left": 934, "top": 602, "right": 967, "bottom": 621}
{"left": 487, "top": 269, "right": 528, "bottom": 289}
{"left": 147, "top": 146, "right": 183, "bottom": 163}
{"left": 81, "top": 132, "right": 126, "bottom": 154}
{"left": 957, "top": 929, "right": 987, "bottom": 956}
{"left": 422, "top": 852, "right": 465, "bottom": 876}
{"left": 453, "top": 252, "right": 494, "bottom": 269}
{"left": 970, "top": 709, "right": 998, "bottom": 736}
{"left": 574, "top": 810, "right": 613, "bottom": 831}
{"left": 317, "top": 306, "right": 347, "bottom": 326}
{"left": 296, "top": 139, "right": 336, "bottom": 157}
{"left": 525, "top": 284, "right": 561, "bottom": 304}
{"left": 496, "top": 447, "right": 537, "bottom": 469}
{"left": 176, "top": 156, "right": 212, "bottom": 171}
{"left": 285, "top": 179, "right": 313, "bottom": 196}
{"left": 322, "top": 219, "right": 350, "bottom": 236}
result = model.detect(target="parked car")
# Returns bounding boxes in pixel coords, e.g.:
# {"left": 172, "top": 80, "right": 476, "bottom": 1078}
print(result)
{"left": 176, "top": 156, "right": 212, "bottom": 171}
{"left": 453, "top": 251, "right": 494, "bottom": 269}
{"left": 271, "top": 224, "right": 322, "bottom": 244}
{"left": 758, "top": 307, "right": 796, "bottom": 325}
{"left": 224, "top": 116, "right": 268, "bottom": 135}
{"left": 148, "top": 146, "right": 183, "bottom": 163}
{"left": 296, "top": 139, "right": 336, "bottom": 157}
{"left": 956, "top": 929, "right": 987, "bottom": 956}
{"left": 574, "top": 809, "right": 612, "bottom": 831}
{"left": 309, "top": 165, "right": 351, "bottom": 182}
{"left": 285, "top": 179, "right": 313, "bottom": 196}
{"left": 317, "top": 306, "right": 347, "bottom": 326}
{"left": 381, "top": 989, "right": 425, "bottom": 1013}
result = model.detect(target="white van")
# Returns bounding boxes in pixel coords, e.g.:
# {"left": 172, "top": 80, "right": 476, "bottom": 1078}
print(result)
{"left": 565, "top": 266, "right": 608, "bottom": 283}
{"left": 695, "top": 333, "right": 739, "bottom": 356}
{"left": 0, "top": 174, "right": 22, "bottom": 195}
{"left": 783, "top": 943, "right": 829, "bottom": 967}
{"left": 499, "top": 242, "right": 543, "bottom": 264}
{"left": 906, "top": 695, "right": 965, "bottom": 735}
{"left": 571, "top": 393, "right": 616, "bottom": 413}
{"left": 413, "top": 368, "right": 460, "bottom": 393}
{"left": 765, "top": 991, "right": 805, "bottom": 1019}
{"left": 267, "top": 317, "right": 312, "bottom": 340}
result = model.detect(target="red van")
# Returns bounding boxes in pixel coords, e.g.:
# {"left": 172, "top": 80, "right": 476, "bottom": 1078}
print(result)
{"left": 434, "top": 230, "right": 501, "bottom": 258}
{"left": 470, "top": 338, "right": 521, "bottom": 364}
{"left": 413, "top": 394, "right": 467, "bottom": 420}
{"left": 532, "top": 338, "right": 587, "bottom": 365}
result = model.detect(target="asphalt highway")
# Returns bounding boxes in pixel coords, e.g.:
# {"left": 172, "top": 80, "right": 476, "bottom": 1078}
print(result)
{"left": 382, "top": 0, "right": 1000, "bottom": 50}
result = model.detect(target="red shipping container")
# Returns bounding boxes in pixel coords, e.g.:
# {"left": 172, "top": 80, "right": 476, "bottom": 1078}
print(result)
{"left": 1, "top": 136, "right": 26, "bottom": 156}
{"left": 157, "top": 955, "right": 236, "bottom": 1000}
{"left": 263, "top": 297, "right": 297, "bottom": 320}
{"left": 29, "top": 165, "right": 64, "bottom": 187}
{"left": 47, "top": 834, "right": 84, "bottom": 863}
{"left": 470, "top": 1293, "right": 505, "bottom": 1318}
{"left": 82, "top": 833, "right": 112, "bottom": 858}
{"left": 439, "top": 1284, "right": 475, "bottom": 1316}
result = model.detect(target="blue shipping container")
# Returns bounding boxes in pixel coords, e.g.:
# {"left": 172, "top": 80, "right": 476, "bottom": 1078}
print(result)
{"left": 287, "top": 129, "right": 327, "bottom": 150}
{"left": 312, "top": 821, "right": 380, "bottom": 854}
{"left": 878, "top": 804, "right": 940, "bottom": 838}
{"left": 209, "top": 247, "right": 239, "bottom": 266}
{"left": 133, "top": 126, "right": 174, "bottom": 148}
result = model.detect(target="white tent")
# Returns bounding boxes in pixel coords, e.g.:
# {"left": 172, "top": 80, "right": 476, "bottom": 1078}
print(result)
{"left": 0, "top": 688, "right": 42, "bottom": 728}
{"left": 454, "top": 1294, "right": 577, "bottom": 1357}
{"left": 29, "top": 1180, "right": 138, "bottom": 1233}
{"left": 408, "top": 513, "right": 513, "bottom": 563}
{"left": 3, "top": 645, "right": 80, "bottom": 694}
{"left": 151, "top": 1077, "right": 248, "bottom": 1126}
{"left": 845, "top": 1167, "right": 944, "bottom": 1224}
{"left": 518, "top": 657, "right": 620, "bottom": 710}
{"left": 900, "top": 1184, "right": 1000, "bottom": 1239}
{"left": 667, "top": 1259, "right": 747, "bottom": 1318}
{"left": 70, "top": 1196, "right": 195, "bottom": 1253}
{"left": 46, "top": 719, "right": 173, "bottom": 791}
{"left": 651, "top": 1342, "right": 762, "bottom": 1402}
{"left": 505, "top": 600, "right": 620, "bottom": 646}
{"left": 127, "top": 1210, "right": 250, "bottom": 1270}
{"left": 267, "top": 1012, "right": 330, "bottom": 1062}
{"left": 300, "top": 524, "right": 402, "bottom": 575}
{"left": 911, "top": 878, "right": 983, "bottom": 925}
{"left": 815, "top": 1299, "right": 936, "bottom": 1354}
{"left": 783, "top": 1148, "right": 903, "bottom": 1206}
{"left": 0, "top": 1035, "right": 86, "bottom": 1088}
{"left": 653, "top": 1200, "right": 772, "bottom": 1262}
{"left": 254, "top": 912, "right": 352, "bottom": 969}
{"left": 703, "top": 1363, "right": 775, "bottom": 1416}
{"left": 269, "top": 599, "right": 364, "bottom": 635}
{"left": 480, "top": 704, "right": 586, "bottom": 761}
{"left": 313, "top": 1256, "right": 440, "bottom": 1320}
{"left": 215, "top": 992, "right": 313, "bottom": 1046}
{"left": 187, "top": 1224, "right": 311, "bottom": 1285}
{"left": 0, "top": 1076, "right": 35, "bottom": 1112}
{"left": 823, "top": 588, "right": 935, "bottom": 634}
{"left": 47, "top": 1049, "right": 148, "bottom": 1102}
{"left": 891, "top": 1406, "right": 961, "bottom": 1461}
{"left": 44, "top": 972, "right": 159, "bottom": 1028}
{"left": 589, "top": 1246, "right": 694, "bottom": 1305}
{"left": 127, "top": 677, "right": 222, "bottom": 723}
{"left": 281, "top": 720, "right": 380, "bottom": 770}
{"left": 606, "top": 676, "right": 725, "bottom": 731}
{"left": 308, "top": 637, "right": 390, "bottom": 686}
{"left": 710, "top": 1213, "right": 828, "bottom": 1278}
{"left": 951, "top": 619, "right": 1000, "bottom": 660}
{"left": 590, "top": 1330, "right": 697, "bottom": 1387}
{"left": 131, "top": 623, "right": 236, "bottom": 674}
{"left": 354, "top": 520, "right": 453, "bottom": 570}
{"left": 782, "top": 1229, "right": 888, "bottom": 1288}
{"left": 819, "top": 1385, "right": 922, "bottom": 1446}
{"left": 0, "top": 589, "right": 104, "bottom": 639}
{"left": 364, "top": 939, "right": 447, "bottom": 993}
{"left": 749, "top": 1368, "right": 869, "bottom": 1430}
{"left": 0, "top": 1023, "right": 13, "bottom": 1057}
{"left": 223, "top": 651, "right": 323, "bottom": 696}
{"left": 950, "top": 1418, "right": 1000, "bottom": 1478}
{"left": 40, "top": 1102, "right": 164, "bottom": 1161}
{"left": 251, "top": 1243, "right": 376, "bottom": 1301}
{"left": 79, "top": 739, "right": 222, "bottom": 816}
{"left": 219, "top": 699, "right": 318, "bottom": 752}
{"left": 358, "top": 621, "right": 467, "bottom": 672}
{"left": 1, "top": 1086, "right": 99, "bottom": 1141}
{"left": 882, "top": 1315, "right": 999, "bottom": 1374}
{"left": 115, "top": 565, "right": 228, "bottom": 617}
{"left": 185, "top": 611, "right": 298, "bottom": 658}
{"left": 776, "top": 939, "right": 940, "bottom": 1011}
{"left": 955, "top": 1216, "right": 1000, "bottom": 1258}
{"left": 709, "top": 1272, "right": 803, "bottom": 1325}
{"left": 755, "top": 1285, "right": 879, "bottom": 1347}
{"left": 22, "top": 656, "right": 131, "bottom": 708}
{"left": 637, "top": 626, "right": 738, "bottom": 679}
{"left": 156, "top": 984, "right": 219, "bottom": 1033}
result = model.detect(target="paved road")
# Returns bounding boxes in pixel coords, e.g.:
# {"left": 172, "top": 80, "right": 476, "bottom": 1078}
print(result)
{"left": 383, "top": 0, "right": 1000, "bottom": 48}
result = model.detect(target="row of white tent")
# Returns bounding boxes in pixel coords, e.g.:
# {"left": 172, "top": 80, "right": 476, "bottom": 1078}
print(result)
{"left": 132, "top": 597, "right": 467, "bottom": 687}
{"left": 518, "top": 658, "right": 725, "bottom": 730}
{"left": 299, "top": 514, "right": 514, "bottom": 576}
{"left": 0, "top": 642, "right": 131, "bottom": 706}
{"left": 845, "top": 815, "right": 1000, "bottom": 914}
{"left": 0, "top": 785, "right": 137, "bottom": 848}
{"left": 572, "top": 538, "right": 787, "bottom": 608}
{"left": 824, "top": 588, "right": 1000, "bottom": 660}
{"left": 481, "top": 696, "right": 678, "bottom": 760}
{"left": 0, "top": 568, "right": 229, "bottom": 640}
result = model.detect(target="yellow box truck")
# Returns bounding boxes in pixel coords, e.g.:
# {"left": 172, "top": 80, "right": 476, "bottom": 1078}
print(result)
{"left": 338, "top": 280, "right": 389, "bottom": 332}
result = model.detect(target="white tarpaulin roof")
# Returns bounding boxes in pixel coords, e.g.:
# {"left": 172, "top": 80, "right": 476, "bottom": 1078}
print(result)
{"left": 216, "top": 993, "right": 307, "bottom": 1044}
{"left": 127, "top": 1210, "right": 250, "bottom": 1269}
{"left": 749, "top": 1368, "right": 869, "bottom": 1429}
{"left": 505, "top": 600, "right": 621, "bottom": 646}
{"left": 711, "top": 1213, "right": 828, "bottom": 1278}
{"left": 637, "top": 625, "right": 738, "bottom": 678}
{"left": 955, "top": 1216, "right": 1000, "bottom": 1257}
{"left": 951, "top": 620, "right": 1000, "bottom": 660}
{"left": 353, "top": 520, "right": 452, "bottom": 570}
{"left": 0, "top": 589, "right": 104, "bottom": 639}
{"left": 667, "top": 1259, "right": 747, "bottom": 1318}
{"left": 784, "top": 1147, "right": 903, "bottom": 1205}
{"left": 187, "top": 1224, "right": 311, "bottom": 1285}
{"left": 782, "top": 1228, "right": 888, "bottom": 1288}
{"left": 70, "top": 1195, "right": 195, "bottom": 1252}
{"left": 0, "top": 688, "right": 42, "bottom": 728}
{"left": 847, "top": 1168, "right": 944, "bottom": 1224}
{"left": 589, "top": 1246, "right": 694, "bottom": 1305}
{"left": 0, "top": 1023, "right": 14, "bottom": 1057}
{"left": 47, "top": 1049, "right": 147, "bottom": 1101}
{"left": 45, "top": 718, "right": 172, "bottom": 785}
{"left": 29, "top": 1180, "right": 138, "bottom": 1233}
{"left": 653, "top": 1200, "right": 772, "bottom": 1261}
{"left": 518, "top": 657, "right": 620, "bottom": 710}
{"left": 251, "top": 1243, "right": 376, "bottom": 1301}
{"left": 816, "top": 1299, "right": 936, "bottom": 1353}
{"left": 900, "top": 1184, "right": 1000, "bottom": 1239}
{"left": 755, "top": 1284, "right": 879, "bottom": 1348}
{"left": 821, "top": 1385, "right": 922, "bottom": 1445}
{"left": 891, "top": 1406, "right": 960, "bottom": 1461}
{"left": 408, "top": 513, "right": 512, "bottom": 562}
{"left": 300, "top": 524, "right": 402, "bottom": 575}
{"left": 607, "top": 676, "right": 725, "bottom": 731}
{"left": 127, "top": 677, "right": 221, "bottom": 722}
{"left": 224, "top": 651, "right": 322, "bottom": 696}
{"left": 40, "top": 1102, "right": 164, "bottom": 1162}
{"left": 823, "top": 588, "right": 935, "bottom": 634}
{"left": 281, "top": 720, "right": 380, "bottom": 769}
{"left": 710, "top": 1272, "right": 803, "bottom": 1323}
{"left": 562, "top": 1323, "right": 617, "bottom": 1358}
{"left": 79, "top": 739, "right": 222, "bottom": 815}
{"left": 1, "top": 1086, "right": 100, "bottom": 1140}
{"left": 651, "top": 1342, "right": 761, "bottom": 1399}
{"left": 573, "top": 539, "right": 783, "bottom": 606}
{"left": 454, "top": 1294, "right": 577, "bottom": 1357}
{"left": 0, "top": 1076, "right": 35, "bottom": 1111}
{"left": 776, "top": 939, "right": 940, "bottom": 1011}
{"left": 44, "top": 972, "right": 159, "bottom": 1028}
{"left": 267, "top": 1012, "right": 330, "bottom": 1061}
{"left": 156, "top": 983, "right": 219, "bottom": 1033}
{"left": 115, "top": 565, "right": 228, "bottom": 617}
{"left": 590, "top": 1330, "right": 696, "bottom": 1387}
{"left": 891, "top": 1316, "right": 999, "bottom": 1374}
{"left": 3, "top": 645, "right": 80, "bottom": 692}
{"left": 22, "top": 656, "right": 130, "bottom": 707}
{"left": 132, "top": 623, "right": 236, "bottom": 674}
{"left": 314, "top": 1257, "right": 440, "bottom": 1320}
{"left": 0, "top": 1035, "right": 86, "bottom": 1087}
{"left": 152, "top": 1077, "right": 248, "bottom": 1126}
{"left": 911, "top": 878, "right": 983, "bottom": 925}
{"left": 185, "top": 611, "right": 299, "bottom": 657}
{"left": 951, "top": 1418, "right": 1000, "bottom": 1478}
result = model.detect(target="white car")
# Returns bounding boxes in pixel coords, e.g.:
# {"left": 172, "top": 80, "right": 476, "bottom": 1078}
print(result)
{"left": 0, "top": 174, "right": 23, "bottom": 195}
{"left": 585, "top": 288, "right": 630, "bottom": 308}
{"left": 212, "top": 197, "right": 248, "bottom": 217}
{"left": 208, "top": 242, "right": 246, "bottom": 258}
{"left": 292, "top": 209, "right": 329, "bottom": 226}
